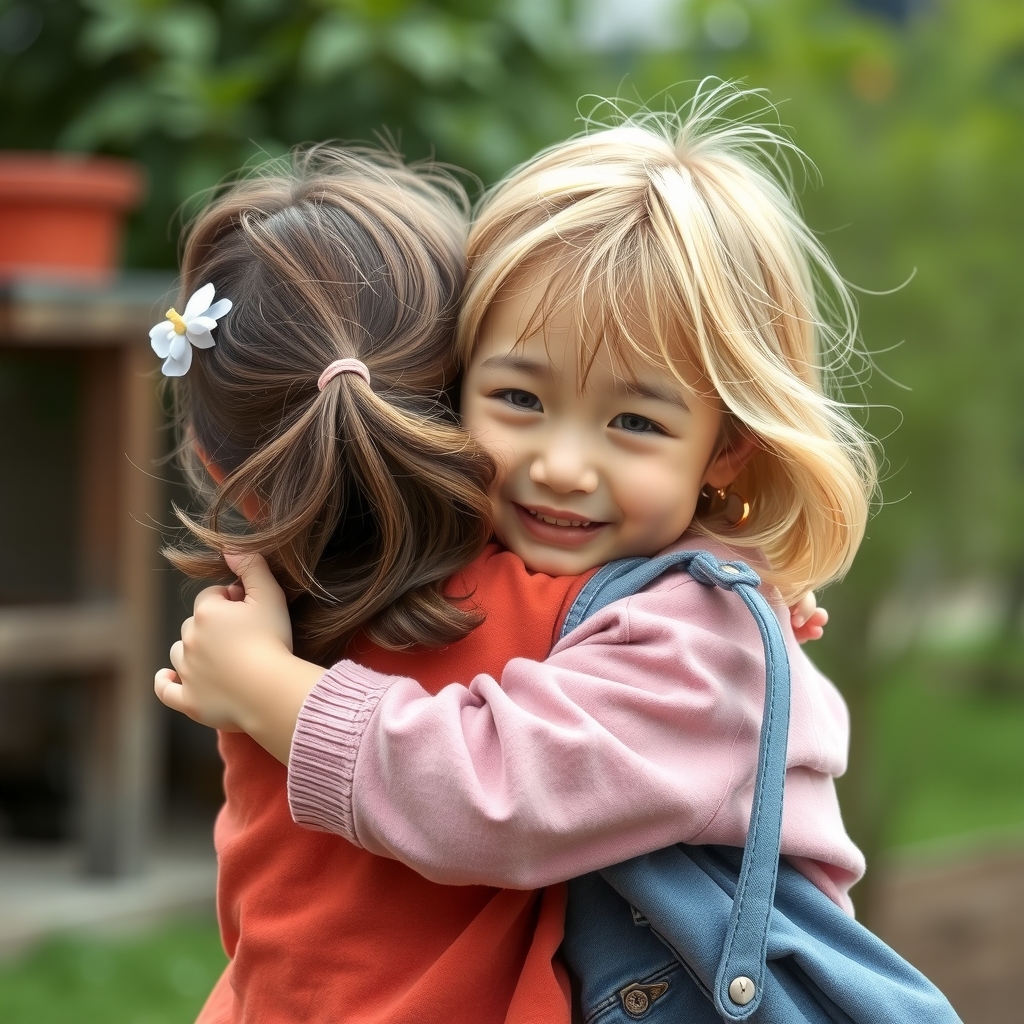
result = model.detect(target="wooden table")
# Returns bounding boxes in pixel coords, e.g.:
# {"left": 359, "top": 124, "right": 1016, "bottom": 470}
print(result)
{"left": 0, "top": 273, "right": 174, "bottom": 875}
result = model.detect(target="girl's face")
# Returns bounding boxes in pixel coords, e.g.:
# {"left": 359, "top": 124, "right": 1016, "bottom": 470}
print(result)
{"left": 461, "top": 271, "right": 745, "bottom": 576}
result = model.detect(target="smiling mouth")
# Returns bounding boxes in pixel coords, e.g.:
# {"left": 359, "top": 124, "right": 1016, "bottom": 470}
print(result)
{"left": 527, "top": 509, "right": 593, "bottom": 528}
{"left": 512, "top": 503, "right": 608, "bottom": 544}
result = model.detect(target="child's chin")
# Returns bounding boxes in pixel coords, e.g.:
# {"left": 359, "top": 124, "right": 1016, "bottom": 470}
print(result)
{"left": 509, "top": 540, "right": 604, "bottom": 578}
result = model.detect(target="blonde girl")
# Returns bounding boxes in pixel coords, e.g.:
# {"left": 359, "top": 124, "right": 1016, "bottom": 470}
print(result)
{"left": 159, "top": 84, "right": 873, "bottom": 1022}
{"left": 456, "top": 95, "right": 873, "bottom": 600}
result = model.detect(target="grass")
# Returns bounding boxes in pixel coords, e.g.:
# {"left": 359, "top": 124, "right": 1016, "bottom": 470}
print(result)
{"left": 0, "top": 917, "right": 226, "bottom": 1024}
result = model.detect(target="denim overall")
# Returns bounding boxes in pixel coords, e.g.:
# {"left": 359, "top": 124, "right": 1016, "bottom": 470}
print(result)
{"left": 557, "top": 550, "right": 962, "bottom": 1024}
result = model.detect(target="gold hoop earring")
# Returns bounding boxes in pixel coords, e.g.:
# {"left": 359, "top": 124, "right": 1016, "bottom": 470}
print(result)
{"left": 699, "top": 485, "right": 751, "bottom": 530}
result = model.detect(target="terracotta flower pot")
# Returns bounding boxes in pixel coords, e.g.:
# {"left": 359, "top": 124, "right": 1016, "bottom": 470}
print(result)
{"left": 0, "top": 153, "right": 146, "bottom": 283}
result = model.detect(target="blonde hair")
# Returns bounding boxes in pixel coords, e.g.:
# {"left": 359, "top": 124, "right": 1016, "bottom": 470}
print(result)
{"left": 166, "top": 146, "right": 494, "bottom": 661}
{"left": 457, "top": 84, "right": 877, "bottom": 601}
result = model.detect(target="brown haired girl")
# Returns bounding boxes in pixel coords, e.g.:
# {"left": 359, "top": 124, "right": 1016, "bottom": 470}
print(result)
{"left": 155, "top": 145, "right": 608, "bottom": 1024}
{"left": 162, "top": 146, "right": 493, "bottom": 660}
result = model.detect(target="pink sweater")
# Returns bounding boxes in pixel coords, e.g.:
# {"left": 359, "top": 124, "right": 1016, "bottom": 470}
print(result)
{"left": 288, "top": 539, "right": 864, "bottom": 914}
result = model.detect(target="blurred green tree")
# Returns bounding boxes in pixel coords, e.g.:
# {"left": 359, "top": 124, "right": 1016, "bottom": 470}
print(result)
{"left": 0, "top": 0, "right": 593, "bottom": 266}
{"left": 485, "top": 0, "right": 1024, "bottom": 895}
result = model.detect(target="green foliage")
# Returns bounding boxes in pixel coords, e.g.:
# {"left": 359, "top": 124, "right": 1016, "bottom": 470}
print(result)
{"left": 875, "top": 660, "right": 1024, "bottom": 850}
{"left": 0, "top": 917, "right": 225, "bottom": 1023}
{"left": 687, "top": 0, "right": 1024, "bottom": 875}
{"left": 0, "top": 0, "right": 590, "bottom": 265}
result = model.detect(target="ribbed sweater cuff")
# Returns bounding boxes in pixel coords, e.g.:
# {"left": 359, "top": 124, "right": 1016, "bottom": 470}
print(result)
{"left": 286, "top": 661, "right": 393, "bottom": 843}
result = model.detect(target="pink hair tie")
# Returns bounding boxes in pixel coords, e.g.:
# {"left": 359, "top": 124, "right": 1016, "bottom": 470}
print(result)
{"left": 318, "top": 358, "right": 371, "bottom": 391}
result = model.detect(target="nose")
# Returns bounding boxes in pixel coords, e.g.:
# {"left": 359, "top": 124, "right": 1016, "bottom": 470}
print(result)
{"left": 529, "top": 433, "right": 599, "bottom": 494}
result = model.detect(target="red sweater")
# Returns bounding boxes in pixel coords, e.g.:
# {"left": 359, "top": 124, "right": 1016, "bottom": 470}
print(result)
{"left": 197, "top": 545, "right": 593, "bottom": 1024}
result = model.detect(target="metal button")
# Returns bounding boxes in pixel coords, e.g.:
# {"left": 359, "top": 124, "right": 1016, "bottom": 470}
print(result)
{"left": 620, "top": 981, "right": 669, "bottom": 1018}
{"left": 623, "top": 989, "right": 649, "bottom": 1016}
{"left": 728, "top": 976, "right": 755, "bottom": 1005}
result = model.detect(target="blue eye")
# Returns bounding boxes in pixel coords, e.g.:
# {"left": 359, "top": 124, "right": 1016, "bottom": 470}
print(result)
{"left": 496, "top": 389, "right": 543, "bottom": 412}
{"left": 611, "top": 413, "right": 664, "bottom": 435}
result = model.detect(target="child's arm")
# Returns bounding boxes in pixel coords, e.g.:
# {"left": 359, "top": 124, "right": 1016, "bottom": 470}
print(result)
{"left": 154, "top": 554, "right": 322, "bottom": 763}
{"left": 288, "top": 578, "right": 860, "bottom": 904}
{"left": 156, "top": 556, "right": 857, "bottom": 905}
{"left": 156, "top": 559, "right": 827, "bottom": 750}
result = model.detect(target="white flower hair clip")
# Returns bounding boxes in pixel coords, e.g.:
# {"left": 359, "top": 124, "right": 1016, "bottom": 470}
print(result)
{"left": 150, "top": 283, "right": 232, "bottom": 377}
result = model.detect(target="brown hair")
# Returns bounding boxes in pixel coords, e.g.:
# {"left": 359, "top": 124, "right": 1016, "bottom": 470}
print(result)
{"left": 165, "top": 146, "right": 494, "bottom": 662}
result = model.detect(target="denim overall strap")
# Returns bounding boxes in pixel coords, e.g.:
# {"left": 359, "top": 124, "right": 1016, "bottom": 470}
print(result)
{"left": 559, "top": 550, "right": 792, "bottom": 1022}
{"left": 560, "top": 551, "right": 698, "bottom": 638}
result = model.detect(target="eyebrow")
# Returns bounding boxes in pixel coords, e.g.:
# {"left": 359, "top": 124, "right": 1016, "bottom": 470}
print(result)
{"left": 478, "top": 354, "right": 692, "bottom": 412}
{"left": 617, "top": 378, "right": 692, "bottom": 412}
{"left": 477, "top": 354, "right": 549, "bottom": 377}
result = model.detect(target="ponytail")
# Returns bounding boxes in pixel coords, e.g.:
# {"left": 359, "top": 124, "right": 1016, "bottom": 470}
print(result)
{"left": 165, "top": 146, "right": 494, "bottom": 659}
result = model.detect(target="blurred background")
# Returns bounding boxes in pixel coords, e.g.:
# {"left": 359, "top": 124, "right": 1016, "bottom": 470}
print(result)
{"left": 0, "top": 0, "right": 1022, "bottom": 1021}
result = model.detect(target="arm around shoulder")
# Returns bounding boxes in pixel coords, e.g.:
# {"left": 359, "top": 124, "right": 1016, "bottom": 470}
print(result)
{"left": 289, "top": 576, "right": 784, "bottom": 888}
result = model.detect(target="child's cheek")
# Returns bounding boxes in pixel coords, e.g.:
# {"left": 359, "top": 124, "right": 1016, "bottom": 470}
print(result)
{"left": 485, "top": 475, "right": 513, "bottom": 547}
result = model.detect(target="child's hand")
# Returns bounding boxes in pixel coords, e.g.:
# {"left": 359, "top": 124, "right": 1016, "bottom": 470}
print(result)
{"left": 154, "top": 553, "right": 324, "bottom": 763}
{"left": 789, "top": 592, "right": 828, "bottom": 644}
{"left": 155, "top": 553, "right": 293, "bottom": 730}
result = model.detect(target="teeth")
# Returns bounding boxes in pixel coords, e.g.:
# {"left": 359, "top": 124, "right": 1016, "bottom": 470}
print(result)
{"left": 528, "top": 509, "right": 592, "bottom": 528}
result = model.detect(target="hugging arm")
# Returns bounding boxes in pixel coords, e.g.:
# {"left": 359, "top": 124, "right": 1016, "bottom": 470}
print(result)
{"left": 155, "top": 550, "right": 824, "bottom": 760}
{"left": 153, "top": 553, "right": 854, "bottom": 901}
{"left": 289, "top": 577, "right": 860, "bottom": 902}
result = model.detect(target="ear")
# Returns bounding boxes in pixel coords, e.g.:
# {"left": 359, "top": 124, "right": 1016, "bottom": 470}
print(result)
{"left": 194, "top": 442, "right": 262, "bottom": 522}
{"left": 703, "top": 432, "right": 758, "bottom": 490}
